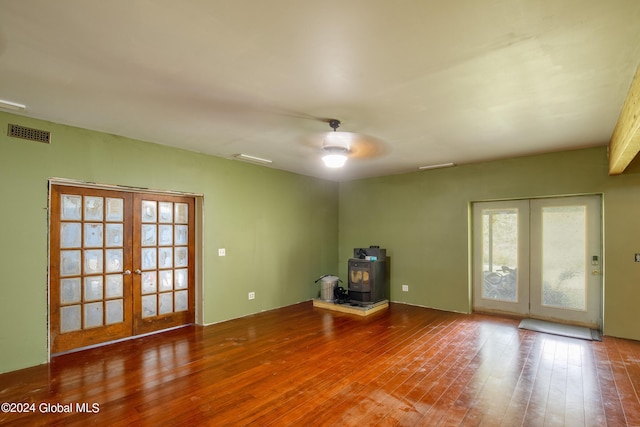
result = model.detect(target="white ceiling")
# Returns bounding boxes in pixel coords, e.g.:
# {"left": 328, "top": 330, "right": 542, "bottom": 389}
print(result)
{"left": 1, "top": 0, "right": 640, "bottom": 181}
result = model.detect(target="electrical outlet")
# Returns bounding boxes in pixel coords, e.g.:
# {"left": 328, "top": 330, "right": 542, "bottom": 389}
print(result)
{"left": 218, "top": 248, "right": 226, "bottom": 256}
{"left": 402, "top": 284, "right": 409, "bottom": 292}
{"left": 248, "top": 291, "right": 255, "bottom": 300}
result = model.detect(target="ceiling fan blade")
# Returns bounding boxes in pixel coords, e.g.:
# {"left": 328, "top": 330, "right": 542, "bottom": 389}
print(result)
{"left": 305, "top": 132, "right": 387, "bottom": 160}
{"left": 348, "top": 134, "right": 387, "bottom": 159}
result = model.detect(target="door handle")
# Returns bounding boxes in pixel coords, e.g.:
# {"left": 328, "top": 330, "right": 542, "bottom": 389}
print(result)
{"left": 123, "top": 269, "right": 131, "bottom": 275}
{"left": 134, "top": 269, "right": 142, "bottom": 275}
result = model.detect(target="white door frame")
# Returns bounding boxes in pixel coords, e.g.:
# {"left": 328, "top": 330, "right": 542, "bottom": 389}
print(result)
{"left": 472, "top": 195, "right": 603, "bottom": 329}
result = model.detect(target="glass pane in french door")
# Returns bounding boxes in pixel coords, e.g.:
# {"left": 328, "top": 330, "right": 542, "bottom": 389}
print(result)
{"left": 481, "top": 208, "right": 518, "bottom": 302}
{"left": 133, "top": 194, "right": 195, "bottom": 335}
{"left": 541, "top": 205, "right": 587, "bottom": 310}
{"left": 472, "top": 200, "right": 529, "bottom": 316}
{"left": 50, "top": 185, "right": 134, "bottom": 354}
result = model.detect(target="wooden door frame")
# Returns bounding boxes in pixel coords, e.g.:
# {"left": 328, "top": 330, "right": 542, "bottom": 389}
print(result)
{"left": 47, "top": 178, "right": 204, "bottom": 358}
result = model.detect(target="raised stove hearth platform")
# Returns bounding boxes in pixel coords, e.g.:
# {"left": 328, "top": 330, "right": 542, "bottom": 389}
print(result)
{"left": 312, "top": 299, "right": 389, "bottom": 316}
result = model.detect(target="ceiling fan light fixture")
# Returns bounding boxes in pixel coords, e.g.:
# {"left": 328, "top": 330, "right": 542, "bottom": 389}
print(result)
{"left": 322, "top": 147, "right": 349, "bottom": 168}
{"left": 321, "top": 119, "right": 350, "bottom": 168}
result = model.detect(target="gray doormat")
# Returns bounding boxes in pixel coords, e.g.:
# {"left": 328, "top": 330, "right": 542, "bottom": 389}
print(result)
{"left": 518, "top": 318, "right": 601, "bottom": 341}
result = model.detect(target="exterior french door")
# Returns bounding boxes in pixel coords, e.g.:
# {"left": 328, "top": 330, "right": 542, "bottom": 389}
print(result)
{"left": 529, "top": 196, "right": 602, "bottom": 326}
{"left": 50, "top": 185, "right": 195, "bottom": 354}
{"left": 472, "top": 200, "right": 530, "bottom": 316}
{"left": 472, "top": 195, "right": 602, "bottom": 328}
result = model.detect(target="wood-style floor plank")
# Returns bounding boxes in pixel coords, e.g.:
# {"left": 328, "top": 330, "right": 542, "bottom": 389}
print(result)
{"left": 1, "top": 301, "right": 640, "bottom": 426}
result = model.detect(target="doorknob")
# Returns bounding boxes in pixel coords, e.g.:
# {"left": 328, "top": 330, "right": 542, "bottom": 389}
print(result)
{"left": 123, "top": 270, "right": 131, "bottom": 275}
{"left": 134, "top": 269, "right": 142, "bottom": 275}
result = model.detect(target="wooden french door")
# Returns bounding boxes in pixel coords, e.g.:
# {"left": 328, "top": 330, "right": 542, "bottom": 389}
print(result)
{"left": 50, "top": 185, "right": 195, "bottom": 354}
{"left": 132, "top": 193, "right": 195, "bottom": 335}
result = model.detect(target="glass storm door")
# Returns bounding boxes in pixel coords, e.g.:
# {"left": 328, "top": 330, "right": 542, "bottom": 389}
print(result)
{"left": 50, "top": 185, "right": 195, "bottom": 354}
{"left": 473, "top": 196, "right": 602, "bottom": 328}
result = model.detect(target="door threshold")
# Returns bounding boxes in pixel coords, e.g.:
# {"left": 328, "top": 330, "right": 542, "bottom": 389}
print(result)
{"left": 519, "top": 318, "right": 601, "bottom": 341}
{"left": 51, "top": 324, "right": 194, "bottom": 357}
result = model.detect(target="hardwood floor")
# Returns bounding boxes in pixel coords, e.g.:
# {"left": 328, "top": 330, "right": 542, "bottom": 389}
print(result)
{"left": 1, "top": 301, "right": 640, "bottom": 426}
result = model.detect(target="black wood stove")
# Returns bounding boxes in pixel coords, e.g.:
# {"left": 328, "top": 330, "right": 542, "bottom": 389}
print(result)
{"left": 348, "top": 246, "right": 388, "bottom": 306}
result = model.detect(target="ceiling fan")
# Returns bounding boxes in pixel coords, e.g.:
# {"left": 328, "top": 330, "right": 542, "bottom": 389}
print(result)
{"left": 321, "top": 119, "right": 350, "bottom": 167}
{"left": 318, "top": 118, "right": 386, "bottom": 168}
{"left": 201, "top": 96, "right": 387, "bottom": 167}
{"left": 193, "top": 92, "right": 386, "bottom": 167}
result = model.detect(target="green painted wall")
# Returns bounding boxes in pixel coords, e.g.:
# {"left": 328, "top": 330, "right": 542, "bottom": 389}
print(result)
{"left": 4, "top": 108, "right": 640, "bottom": 374}
{"left": 0, "top": 112, "right": 338, "bottom": 373}
{"left": 338, "top": 146, "right": 640, "bottom": 341}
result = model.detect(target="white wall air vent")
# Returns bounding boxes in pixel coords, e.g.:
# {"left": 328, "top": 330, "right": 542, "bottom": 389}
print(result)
{"left": 8, "top": 124, "right": 51, "bottom": 144}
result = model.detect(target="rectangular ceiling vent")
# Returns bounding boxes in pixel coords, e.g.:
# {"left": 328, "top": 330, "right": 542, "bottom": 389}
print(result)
{"left": 8, "top": 124, "right": 51, "bottom": 144}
